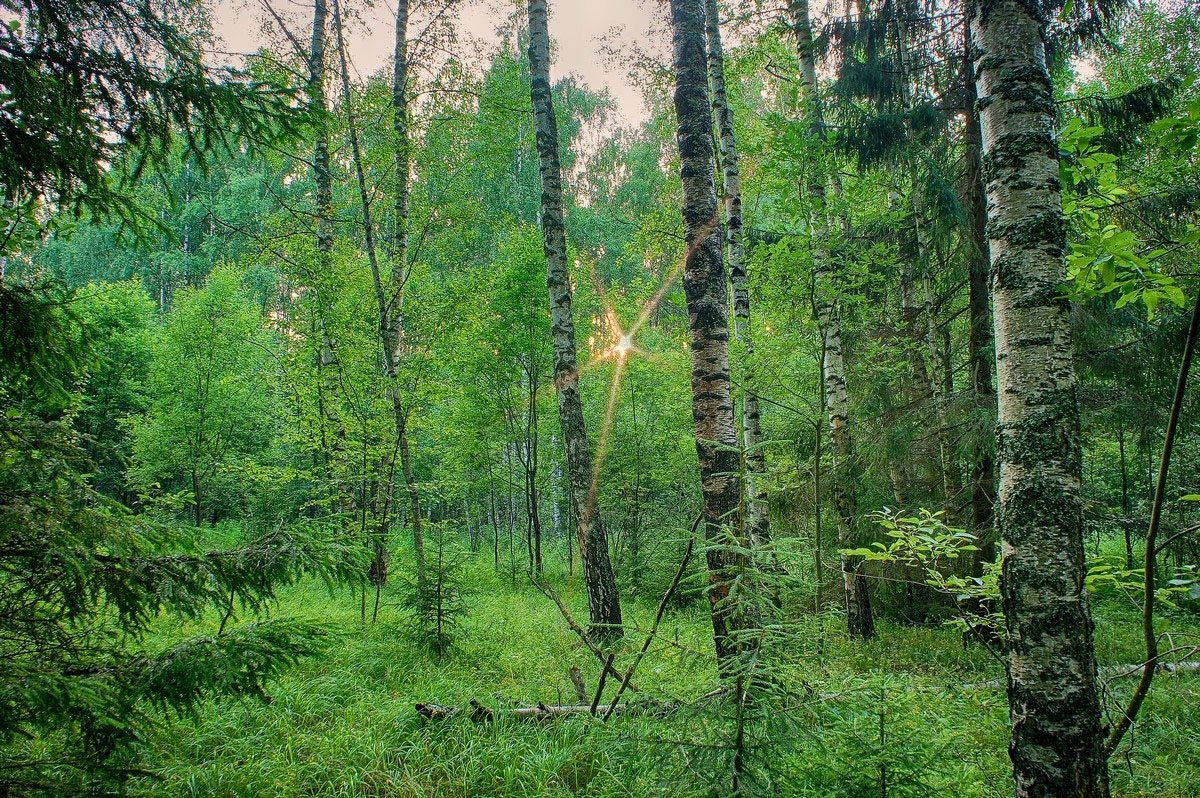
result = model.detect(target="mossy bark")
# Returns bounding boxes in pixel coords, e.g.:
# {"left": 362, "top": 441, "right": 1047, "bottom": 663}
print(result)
{"left": 971, "top": 1, "right": 1109, "bottom": 795}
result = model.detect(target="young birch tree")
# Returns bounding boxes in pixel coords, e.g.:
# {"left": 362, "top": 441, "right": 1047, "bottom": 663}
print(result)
{"left": 789, "top": 0, "right": 874, "bottom": 639}
{"left": 970, "top": 0, "right": 1109, "bottom": 794}
{"left": 391, "top": 0, "right": 427, "bottom": 586}
{"left": 526, "top": 0, "right": 622, "bottom": 635}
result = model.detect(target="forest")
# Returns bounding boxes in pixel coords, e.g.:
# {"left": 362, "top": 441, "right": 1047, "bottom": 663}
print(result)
{"left": 1, "top": 0, "right": 1199, "bottom": 795}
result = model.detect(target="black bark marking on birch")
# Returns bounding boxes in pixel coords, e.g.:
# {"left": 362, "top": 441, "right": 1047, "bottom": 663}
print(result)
{"left": 307, "top": 0, "right": 347, "bottom": 469}
{"left": 972, "top": 0, "right": 1109, "bottom": 795}
{"left": 526, "top": 0, "right": 621, "bottom": 637}
{"left": 704, "top": 0, "right": 769, "bottom": 551}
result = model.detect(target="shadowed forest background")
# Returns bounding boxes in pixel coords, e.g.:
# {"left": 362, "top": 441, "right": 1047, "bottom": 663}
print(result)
{"left": 2, "top": 0, "right": 1200, "bottom": 796}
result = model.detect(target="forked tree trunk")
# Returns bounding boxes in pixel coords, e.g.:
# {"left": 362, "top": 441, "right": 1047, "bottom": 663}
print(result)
{"left": 526, "top": 0, "right": 621, "bottom": 636}
{"left": 669, "top": 0, "right": 753, "bottom": 667}
{"left": 790, "top": 0, "right": 873, "bottom": 640}
{"left": 970, "top": 2, "right": 1109, "bottom": 795}
{"left": 704, "top": 0, "right": 769, "bottom": 549}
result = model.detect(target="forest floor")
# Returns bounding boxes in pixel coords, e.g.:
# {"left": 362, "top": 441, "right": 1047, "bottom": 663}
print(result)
{"left": 135, "top": 554, "right": 1200, "bottom": 798}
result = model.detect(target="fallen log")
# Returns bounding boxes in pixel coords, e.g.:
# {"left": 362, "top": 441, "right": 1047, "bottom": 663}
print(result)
{"left": 415, "top": 687, "right": 728, "bottom": 723}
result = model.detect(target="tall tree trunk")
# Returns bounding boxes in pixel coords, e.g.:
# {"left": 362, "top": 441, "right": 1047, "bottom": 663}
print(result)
{"left": 962, "top": 35, "right": 997, "bottom": 565}
{"left": 970, "top": 2, "right": 1109, "bottom": 794}
{"left": 526, "top": 0, "right": 621, "bottom": 636}
{"left": 669, "top": 0, "right": 753, "bottom": 668}
{"left": 704, "top": 0, "right": 769, "bottom": 549}
{"left": 390, "top": 0, "right": 426, "bottom": 584}
{"left": 893, "top": 16, "right": 949, "bottom": 506}
{"left": 332, "top": 0, "right": 410, "bottom": 588}
{"left": 308, "top": 0, "right": 333, "bottom": 281}
{"left": 305, "top": 0, "right": 348, "bottom": 490}
{"left": 790, "top": 0, "right": 874, "bottom": 640}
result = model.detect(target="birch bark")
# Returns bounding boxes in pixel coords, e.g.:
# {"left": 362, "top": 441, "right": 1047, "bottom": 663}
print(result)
{"left": 790, "top": 0, "right": 874, "bottom": 639}
{"left": 704, "top": 0, "right": 769, "bottom": 549}
{"left": 962, "top": 46, "right": 997, "bottom": 561}
{"left": 971, "top": 1, "right": 1109, "bottom": 794}
{"left": 391, "top": 0, "right": 426, "bottom": 585}
{"left": 670, "top": 0, "right": 752, "bottom": 666}
{"left": 527, "top": 0, "right": 622, "bottom": 635}
{"left": 306, "top": 0, "right": 347, "bottom": 475}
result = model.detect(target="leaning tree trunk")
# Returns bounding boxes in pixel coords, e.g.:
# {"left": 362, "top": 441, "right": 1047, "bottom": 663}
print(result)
{"left": 526, "top": 0, "right": 621, "bottom": 636}
{"left": 333, "top": 0, "right": 398, "bottom": 590}
{"left": 970, "top": 1, "right": 1109, "bottom": 795}
{"left": 704, "top": 0, "right": 769, "bottom": 549}
{"left": 669, "top": 0, "right": 754, "bottom": 667}
{"left": 790, "top": 0, "right": 874, "bottom": 640}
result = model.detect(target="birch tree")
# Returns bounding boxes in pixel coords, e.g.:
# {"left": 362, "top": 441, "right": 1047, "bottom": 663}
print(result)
{"left": 391, "top": 0, "right": 427, "bottom": 586}
{"left": 789, "top": 0, "right": 874, "bottom": 639}
{"left": 961, "top": 39, "right": 996, "bottom": 560}
{"left": 526, "top": 0, "right": 622, "bottom": 635}
{"left": 971, "top": 0, "right": 1109, "bottom": 794}
{"left": 668, "top": 0, "right": 751, "bottom": 666}
{"left": 704, "top": 0, "right": 769, "bottom": 549}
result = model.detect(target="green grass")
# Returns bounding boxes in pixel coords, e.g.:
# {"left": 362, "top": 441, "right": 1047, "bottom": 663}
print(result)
{"left": 132, "top": 553, "right": 1200, "bottom": 798}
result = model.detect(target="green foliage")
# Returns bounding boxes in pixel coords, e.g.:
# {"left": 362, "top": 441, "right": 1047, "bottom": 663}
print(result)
{"left": 1060, "top": 117, "right": 1188, "bottom": 316}
{"left": 2, "top": 1, "right": 1197, "bottom": 794}
{"left": 127, "top": 264, "right": 280, "bottom": 524}
{"left": 0, "top": 0, "right": 301, "bottom": 238}
{"left": 405, "top": 525, "right": 471, "bottom": 657}
{"left": 0, "top": 281, "right": 86, "bottom": 404}
{"left": 847, "top": 510, "right": 1001, "bottom": 637}
{"left": 0, "top": 393, "right": 364, "bottom": 794}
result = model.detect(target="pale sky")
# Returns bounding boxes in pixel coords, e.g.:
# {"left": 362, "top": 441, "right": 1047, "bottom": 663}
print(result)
{"left": 209, "top": 0, "right": 666, "bottom": 125}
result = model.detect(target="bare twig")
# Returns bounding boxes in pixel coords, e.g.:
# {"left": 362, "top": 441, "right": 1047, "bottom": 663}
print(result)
{"left": 603, "top": 537, "right": 695, "bottom": 721}
{"left": 1106, "top": 285, "right": 1200, "bottom": 755}
{"left": 532, "top": 578, "right": 633, "bottom": 692}
{"left": 589, "top": 653, "right": 615, "bottom": 716}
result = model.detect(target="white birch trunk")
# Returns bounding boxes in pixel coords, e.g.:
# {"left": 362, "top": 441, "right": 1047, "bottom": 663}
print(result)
{"left": 971, "top": 1, "right": 1109, "bottom": 794}
{"left": 669, "top": 0, "right": 753, "bottom": 668}
{"left": 704, "top": 0, "right": 770, "bottom": 550}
